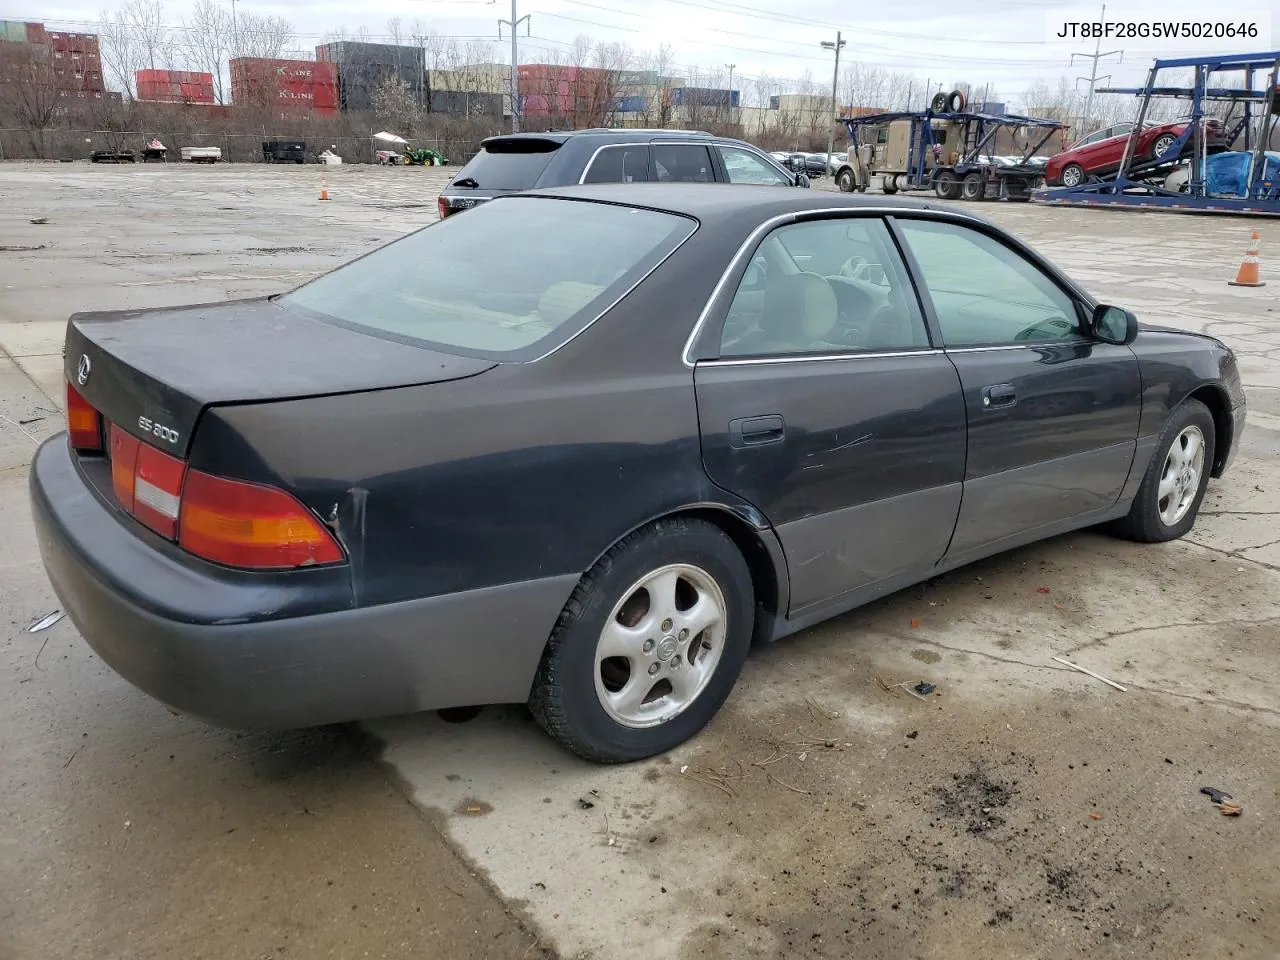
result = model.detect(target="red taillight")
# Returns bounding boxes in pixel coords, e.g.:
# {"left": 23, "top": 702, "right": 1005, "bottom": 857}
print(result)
{"left": 179, "top": 470, "right": 344, "bottom": 569}
{"left": 109, "top": 423, "right": 184, "bottom": 538}
{"left": 66, "top": 382, "right": 103, "bottom": 451}
{"left": 105, "top": 421, "right": 343, "bottom": 570}
{"left": 109, "top": 424, "right": 139, "bottom": 508}
{"left": 437, "top": 195, "right": 449, "bottom": 219}
{"left": 133, "top": 443, "right": 185, "bottom": 539}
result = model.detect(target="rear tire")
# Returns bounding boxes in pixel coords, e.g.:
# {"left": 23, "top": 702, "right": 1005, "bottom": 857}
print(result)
{"left": 1110, "top": 398, "right": 1215, "bottom": 543}
{"left": 961, "top": 172, "right": 984, "bottom": 200}
{"left": 528, "top": 517, "right": 755, "bottom": 763}
{"left": 881, "top": 174, "right": 897, "bottom": 194}
{"left": 934, "top": 170, "right": 960, "bottom": 200}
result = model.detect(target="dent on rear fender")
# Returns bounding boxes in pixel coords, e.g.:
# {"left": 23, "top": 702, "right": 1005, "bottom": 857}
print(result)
{"left": 327, "top": 486, "right": 369, "bottom": 603}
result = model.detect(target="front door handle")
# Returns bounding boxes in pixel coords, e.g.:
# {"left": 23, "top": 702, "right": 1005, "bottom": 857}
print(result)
{"left": 981, "top": 383, "right": 1017, "bottom": 409}
{"left": 729, "top": 415, "right": 785, "bottom": 447}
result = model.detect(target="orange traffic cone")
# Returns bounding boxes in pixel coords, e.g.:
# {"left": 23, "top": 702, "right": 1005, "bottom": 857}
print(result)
{"left": 1228, "top": 229, "right": 1264, "bottom": 287}
{"left": 319, "top": 176, "right": 330, "bottom": 201}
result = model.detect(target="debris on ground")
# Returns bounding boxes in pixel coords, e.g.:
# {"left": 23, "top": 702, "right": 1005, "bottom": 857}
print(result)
{"left": 1036, "top": 586, "right": 1052, "bottom": 594}
{"left": 1051, "top": 656, "right": 1127, "bottom": 691}
{"left": 1200, "top": 786, "right": 1242, "bottom": 815}
{"left": 26, "top": 611, "right": 64, "bottom": 633}
{"left": 578, "top": 790, "right": 600, "bottom": 810}
{"left": 30, "top": 217, "right": 48, "bottom": 224}
{"left": 876, "top": 676, "right": 939, "bottom": 702}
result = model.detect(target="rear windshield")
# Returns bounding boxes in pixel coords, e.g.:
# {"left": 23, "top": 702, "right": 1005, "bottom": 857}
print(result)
{"left": 280, "top": 197, "right": 696, "bottom": 361}
{"left": 450, "top": 139, "right": 561, "bottom": 191}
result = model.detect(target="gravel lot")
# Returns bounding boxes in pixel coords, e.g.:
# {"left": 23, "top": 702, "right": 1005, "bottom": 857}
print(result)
{"left": 1, "top": 161, "right": 1278, "bottom": 960}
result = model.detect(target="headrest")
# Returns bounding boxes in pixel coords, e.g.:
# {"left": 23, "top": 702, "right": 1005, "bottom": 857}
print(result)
{"left": 537, "top": 281, "right": 604, "bottom": 326}
{"left": 761, "top": 272, "right": 838, "bottom": 344}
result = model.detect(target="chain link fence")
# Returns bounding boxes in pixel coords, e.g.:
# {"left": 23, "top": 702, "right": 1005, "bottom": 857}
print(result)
{"left": 0, "top": 128, "right": 485, "bottom": 165}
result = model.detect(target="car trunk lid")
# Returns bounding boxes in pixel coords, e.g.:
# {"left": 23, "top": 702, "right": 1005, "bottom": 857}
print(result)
{"left": 64, "top": 296, "right": 497, "bottom": 459}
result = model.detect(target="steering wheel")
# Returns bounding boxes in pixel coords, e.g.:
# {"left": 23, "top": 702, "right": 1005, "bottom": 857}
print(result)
{"left": 838, "top": 255, "right": 870, "bottom": 280}
{"left": 1014, "top": 317, "right": 1074, "bottom": 341}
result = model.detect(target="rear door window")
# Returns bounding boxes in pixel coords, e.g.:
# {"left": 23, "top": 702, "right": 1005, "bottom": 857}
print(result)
{"left": 451, "top": 138, "right": 561, "bottom": 190}
{"left": 717, "top": 145, "right": 792, "bottom": 185}
{"left": 582, "top": 144, "right": 651, "bottom": 183}
{"left": 652, "top": 143, "right": 715, "bottom": 182}
{"left": 281, "top": 197, "right": 697, "bottom": 362}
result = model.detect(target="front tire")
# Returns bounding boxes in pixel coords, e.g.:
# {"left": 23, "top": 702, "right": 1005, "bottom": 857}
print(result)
{"left": 1112, "top": 398, "right": 1215, "bottom": 543}
{"left": 528, "top": 517, "right": 755, "bottom": 763}
{"left": 1060, "top": 163, "right": 1085, "bottom": 188}
{"left": 836, "top": 168, "right": 855, "bottom": 192}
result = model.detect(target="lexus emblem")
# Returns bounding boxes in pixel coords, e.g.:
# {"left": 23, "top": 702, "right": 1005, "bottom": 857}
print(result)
{"left": 76, "top": 354, "right": 91, "bottom": 386}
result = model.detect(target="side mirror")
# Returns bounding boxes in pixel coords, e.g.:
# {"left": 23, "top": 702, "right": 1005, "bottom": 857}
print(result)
{"left": 1091, "top": 304, "right": 1138, "bottom": 345}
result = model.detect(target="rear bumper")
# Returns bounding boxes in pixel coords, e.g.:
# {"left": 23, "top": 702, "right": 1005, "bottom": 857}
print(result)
{"left": 29, "top": 435, "right": 577, "bottom": 729}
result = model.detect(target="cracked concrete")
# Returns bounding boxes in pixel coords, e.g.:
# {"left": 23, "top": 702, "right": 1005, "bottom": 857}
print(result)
{"left": 1, "top": 164, "right": 1279, "bottom": 960}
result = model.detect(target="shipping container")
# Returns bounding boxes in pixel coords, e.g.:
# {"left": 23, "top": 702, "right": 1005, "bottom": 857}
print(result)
{"left": 613, "top": 69, "right": 658, "bottom": 87}
{"left": 230, "top": 57, "right": 338, "bottom": 115}
{"left": 669, "top": 86, "right": 738, "bottom": 108}
{"left": 614, "top": 95, "right": 648, "bottom": 113}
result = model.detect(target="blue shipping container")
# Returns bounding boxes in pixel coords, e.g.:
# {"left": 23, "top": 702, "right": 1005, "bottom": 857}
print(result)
{"left": 615, "top": 95, "right": 648, "bottom": 112}
{"left": 670, "top": 87, "right": 739, "bottom": 108}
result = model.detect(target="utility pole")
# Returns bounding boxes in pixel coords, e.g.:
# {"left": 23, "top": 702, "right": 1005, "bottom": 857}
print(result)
{"left": 499, "top": 0, "right": 530, "bottom": 133}
{"left": 1071, "top": 2, "right": 1123, "bottom": 132}
{"left": 725, "top": 63, "right": 736, "bottom": 124}
{"left": 230, "top": 0, "right": 239, "bottom": 56}
{"left": 821, "top": 31, "right": 845, "bottom": 163}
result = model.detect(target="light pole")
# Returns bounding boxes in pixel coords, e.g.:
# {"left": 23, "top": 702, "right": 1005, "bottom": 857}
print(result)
{"left": 499, "top": 0, "right": 530, "bottom": 133}
{"left": 821, "top": 31, "right": 846, "bottom": 165}
{"left": 725, "top": 62, "right": 735, "bottom": 118}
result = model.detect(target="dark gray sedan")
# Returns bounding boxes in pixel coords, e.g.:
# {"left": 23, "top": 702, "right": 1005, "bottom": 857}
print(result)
{"left": 30, "top": 185, "right": 1246, "bottom": 763}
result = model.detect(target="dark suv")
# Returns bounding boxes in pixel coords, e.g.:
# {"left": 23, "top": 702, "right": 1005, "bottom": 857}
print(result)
{"left": 437, "top": 128, "right": 809, "bottom": 218}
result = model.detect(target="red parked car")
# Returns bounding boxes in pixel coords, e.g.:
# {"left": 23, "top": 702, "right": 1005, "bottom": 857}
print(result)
{"left": 1045, "top": 118, "right": 1226, "bottom": 187}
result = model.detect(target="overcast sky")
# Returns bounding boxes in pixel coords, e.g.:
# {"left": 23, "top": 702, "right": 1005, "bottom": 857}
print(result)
{"left": 19, "top": 0, "right": 1278, "bottom": 107}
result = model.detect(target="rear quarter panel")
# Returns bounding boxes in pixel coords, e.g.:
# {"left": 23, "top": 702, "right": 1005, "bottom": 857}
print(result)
{"left": 187, "top": 229, "right": 748, "bottom": 609}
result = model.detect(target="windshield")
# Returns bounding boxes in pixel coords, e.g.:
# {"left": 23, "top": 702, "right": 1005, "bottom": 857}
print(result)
{"left": 281, "top": 197, "right": 697, "bottom": 361}
{"left": 450, "top": 139, "right": 560, "bottom": 190}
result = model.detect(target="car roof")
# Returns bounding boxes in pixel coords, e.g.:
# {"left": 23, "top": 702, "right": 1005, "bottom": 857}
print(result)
{"left": 481, "top": 128, "right": 718, "bottom": 147}
{"left": 519, "top": 182, "right": 956, "bottom": 221}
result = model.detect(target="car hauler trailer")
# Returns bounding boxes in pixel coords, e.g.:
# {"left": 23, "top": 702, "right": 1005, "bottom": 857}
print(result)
{"left": 832, "top": 99, "right": 1065, "bottom": 201}
{"left": 1032, "top": 50, "right": 1280, "bottom": 217}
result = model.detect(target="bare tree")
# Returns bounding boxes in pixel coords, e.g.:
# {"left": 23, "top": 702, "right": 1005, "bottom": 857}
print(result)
{"left": 181, "top": 0, "right": 230, "bottom": 102}
{"left": 584, "top": 41, "right": 631, "bottom": 128}
{"left": 637, "top": 43, "right": 676, "bottom": 127}
{"left": 371, "top": 74, "right": 421, "bottom": 134}
{"left": 125, "top": 0, "right": 171, "bottom": 72}
{"left": 98, "top": 7, "right": 146, "bottom": 98}
{"left": 0, "top": 41, "right": 63, "bottom": 156}
{"left": 231, "top": 11, "right": 293, "bottom": 60}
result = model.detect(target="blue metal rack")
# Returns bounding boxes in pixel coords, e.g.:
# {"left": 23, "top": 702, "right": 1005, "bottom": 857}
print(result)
{"left": 1032, "top": 50, "right": 1280, "bottom": 216}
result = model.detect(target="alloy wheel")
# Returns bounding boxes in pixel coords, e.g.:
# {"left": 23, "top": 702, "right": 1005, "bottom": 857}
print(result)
{"left": 593, "top": 563, "right": 727, "bottom": 729}
{"left": 1157, "top": 425, "right": 1205, "bottom": 526}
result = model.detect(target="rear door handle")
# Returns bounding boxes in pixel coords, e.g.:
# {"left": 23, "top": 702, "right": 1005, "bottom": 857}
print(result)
{"left": 729, "top": 415, "right": 785, "bottom": 447}
{"left": 981, "top": 383, "right": 1017, "bottom": 409}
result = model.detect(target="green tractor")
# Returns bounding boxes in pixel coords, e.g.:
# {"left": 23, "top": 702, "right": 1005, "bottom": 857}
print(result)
{"left": 403, "top": 146, "right": 449, "bottom": 166}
